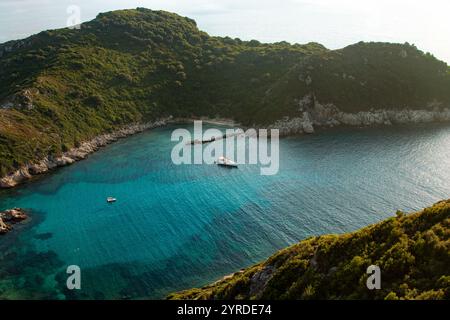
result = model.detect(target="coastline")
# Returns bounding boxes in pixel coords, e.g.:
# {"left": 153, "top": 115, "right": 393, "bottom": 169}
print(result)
{"left": 0, "top": 118, "right": 172, "bottom": 189}
{"left": 168, "top": 199, "right": 450, "bottom": 300}
{"left": 1, "top": 109, "right": 450, "bottom": 189}
{"left": 199, "top": 118, "right": 238, "bottom": 127}
{"left": 0, "top": 114, "right": 449, "bottom": 299}
{"left": 267, "top": 98, "right": 450, "bottom": 136}
{"left": 0, "top": 117, "right": 237, "bottom": 189}
{"left": 170, "top": 117, "right": 238, "bottom": 127}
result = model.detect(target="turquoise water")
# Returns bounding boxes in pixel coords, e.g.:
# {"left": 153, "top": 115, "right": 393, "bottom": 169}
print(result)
{"left": 1, "top": 123, "right": 450, "bottom": 299}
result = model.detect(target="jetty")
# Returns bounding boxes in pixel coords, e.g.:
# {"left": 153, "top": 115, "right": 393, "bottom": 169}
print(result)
{"left": 188, "top": 131, "right": 244, "bottom": 145}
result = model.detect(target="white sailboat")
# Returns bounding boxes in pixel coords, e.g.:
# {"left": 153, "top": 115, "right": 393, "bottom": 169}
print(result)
{"left": 215, "top": 156, "right": 238, "bottom": 168}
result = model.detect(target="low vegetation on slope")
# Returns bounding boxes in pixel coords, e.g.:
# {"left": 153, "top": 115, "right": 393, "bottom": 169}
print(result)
{"left": 168, "top": 200, "right": 450, "bottom": 300}
{"left": 1, "top": 8, "right": 449, "bottom": 175}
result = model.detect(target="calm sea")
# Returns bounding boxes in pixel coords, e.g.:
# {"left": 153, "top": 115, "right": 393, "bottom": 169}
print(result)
{"left": 0, "top": 123, "right": 449, "bottom": 299}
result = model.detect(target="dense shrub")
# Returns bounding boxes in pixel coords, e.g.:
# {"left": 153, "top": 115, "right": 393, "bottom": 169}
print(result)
{"left": 169, "top": 200, "right": 450, "bottom": 300}
{"left": 0, "top": 8, "right": 449, "bottom": 172}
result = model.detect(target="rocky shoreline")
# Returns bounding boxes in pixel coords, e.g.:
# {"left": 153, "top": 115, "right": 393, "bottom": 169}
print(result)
{"left": 0, "top": 116, "right": 239, "bottom": 189}
{"left": 0, "top": 117, "right": 172, "bottom": 189}
{"left": 1, "top": 106, "right": 450, "bottom": 189}
{"left": 0, "top": 208, "right": 28, "bottom": 234}
{"left": 267, "top": 96, "right": 450, "bottom": 135}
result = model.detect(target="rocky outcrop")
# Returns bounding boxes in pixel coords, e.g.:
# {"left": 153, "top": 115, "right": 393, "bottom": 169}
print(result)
{"left": 249, "top": 265, "right": 275, "bottom": 298}
{"left": 0, "top": 208, "right": 28, "bottom": 234}
{"left": 1, "top": 89, "right": 39, "bottom": 110}
{"left": 269, "top": 95, "right": 450, "bottom": 136}
{"left": 0, "top": 118, "right": 172, "bottom": 188}
{"left": 0, "top": 217, "right": 10, "bottom": 234}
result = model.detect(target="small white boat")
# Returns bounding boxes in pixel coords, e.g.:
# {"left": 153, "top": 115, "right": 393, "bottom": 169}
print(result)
{"left": 215, "top": 156, "right": 238, "bottom": 168}
{"left": 107, "top": 197, "right": 117, "bottom": 203}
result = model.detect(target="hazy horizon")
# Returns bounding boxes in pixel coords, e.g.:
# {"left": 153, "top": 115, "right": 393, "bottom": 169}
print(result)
{"left": 0, "top": 0, "right": 449, "bottom": 63}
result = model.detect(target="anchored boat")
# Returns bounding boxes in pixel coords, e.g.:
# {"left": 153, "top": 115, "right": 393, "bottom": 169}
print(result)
{"left": 107, "top": 197, "right": 117, "bottom": 203}
{"left": 215, "top": 156, "right": 238, "bottom": 168}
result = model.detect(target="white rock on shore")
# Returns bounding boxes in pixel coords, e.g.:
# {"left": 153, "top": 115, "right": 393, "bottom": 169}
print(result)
{"left": 0, "top": 118, "right": 172, "bottom": 188}
{"left": 269, "top": 95, "right": 450, "bottom": 136}
{"left": 2, "top": 105, "right": 450, "bottom": 188}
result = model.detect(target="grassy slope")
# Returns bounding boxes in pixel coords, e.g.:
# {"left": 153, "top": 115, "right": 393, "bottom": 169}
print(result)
{"left": 168, "top": 200, "right": 450, "bottom": 300}
{"left": 1, "top": 8, "right": 450, "bottom": 175}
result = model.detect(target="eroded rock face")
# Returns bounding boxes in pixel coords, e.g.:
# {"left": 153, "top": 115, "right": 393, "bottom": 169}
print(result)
{"left": 0, "top": 118, "right": 172, "bottom": 188}
{"left": 0, "top": 208, "right": 28, "bottom": 234}
{"left": 269, "top": 95, "right": 450, "bottom": 136}
{"left": 0, "top": 168, "right": 32, "bottom": 188}
{"left": 28, "top": 159, "right": 52, "bottom": 175}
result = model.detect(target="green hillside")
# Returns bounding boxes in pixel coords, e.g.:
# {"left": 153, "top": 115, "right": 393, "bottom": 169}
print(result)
{"left": 1, "top": 8, "right": 449, "bottom": 175}
{"left": 168, "top": 200, "right": 450, "bottom": 300}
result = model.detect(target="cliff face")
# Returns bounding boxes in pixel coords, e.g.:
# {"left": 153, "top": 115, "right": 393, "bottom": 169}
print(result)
{"left": 268, "top": 95, "right": 450, "bottom": 135}
{"left": 168, "top": 200, "right": 450, "bottom": 300}
{"left": 1, "top": 8, "right": 450, "bottom": 178}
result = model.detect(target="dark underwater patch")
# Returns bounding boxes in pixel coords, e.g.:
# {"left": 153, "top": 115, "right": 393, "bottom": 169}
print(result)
{"left": 33, "top": 232, "right": 53, "bottom": 240}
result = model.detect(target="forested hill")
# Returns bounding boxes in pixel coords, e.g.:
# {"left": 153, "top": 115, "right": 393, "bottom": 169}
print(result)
{"left": 168, "top": 200, "right": 450, "bottom": 300}
{"left": 1, "top": 8, "right": 450, "bottom": 175}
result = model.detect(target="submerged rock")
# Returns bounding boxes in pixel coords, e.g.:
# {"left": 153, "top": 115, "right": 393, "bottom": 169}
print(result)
{"left": 0, "top": 208, "right": 28, "bottom": 234}
{"left": 3, "top": 208, "right": 28, "bottom": 221}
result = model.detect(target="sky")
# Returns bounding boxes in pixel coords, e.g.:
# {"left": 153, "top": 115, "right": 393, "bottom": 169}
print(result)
{"left": 0, "top": 0, "right": 449, "bottom": 63}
